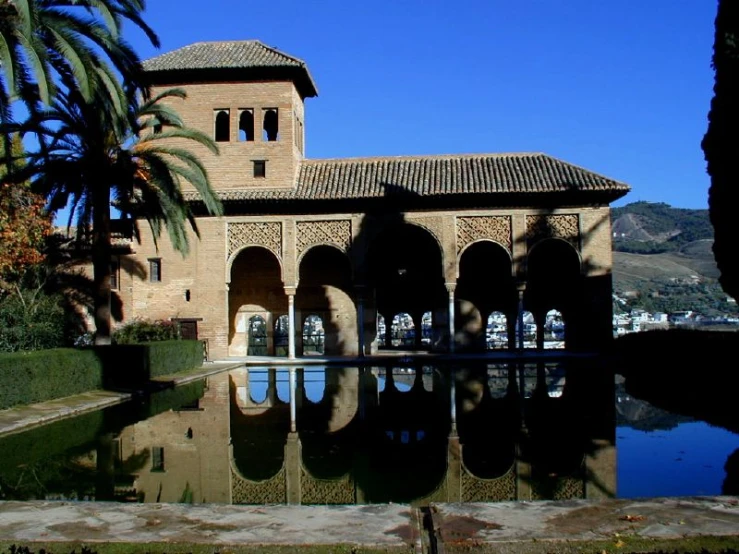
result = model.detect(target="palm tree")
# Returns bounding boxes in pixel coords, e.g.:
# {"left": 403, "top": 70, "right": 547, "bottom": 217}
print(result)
{"left": 0, "top": 0, "right": 158, "bottom": 122}
{"left": 30, "top": 83, "right": 223, "bottom": 345}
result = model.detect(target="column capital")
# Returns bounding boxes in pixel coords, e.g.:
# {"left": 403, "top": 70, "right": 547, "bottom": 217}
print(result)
{"left": 284, "top": 286, "right": 297, "bottom": 296}
{"left": 445, "top": 282, "right": 457, "bottom": 294}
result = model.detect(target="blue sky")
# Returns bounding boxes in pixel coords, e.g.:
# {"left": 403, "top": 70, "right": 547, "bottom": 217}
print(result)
{"left": 125, "top": 0, "right": 716, "bottom": 209}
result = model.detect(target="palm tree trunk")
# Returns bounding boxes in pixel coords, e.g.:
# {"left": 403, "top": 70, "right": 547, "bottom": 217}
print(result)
{"left": 92, "top": 181, "right": 112, "bottom": 345}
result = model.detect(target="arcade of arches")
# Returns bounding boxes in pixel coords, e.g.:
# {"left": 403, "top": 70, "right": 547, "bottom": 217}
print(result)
{"left": 225, "top": 211, "right": 612, "bottom": 359}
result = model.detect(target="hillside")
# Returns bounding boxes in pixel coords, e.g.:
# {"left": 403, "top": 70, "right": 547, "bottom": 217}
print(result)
{"left": 611, "top": 201, "right": 713, "bottom": 254}
{"left": 608, "top": 203, "right": 735, "bottom": 316}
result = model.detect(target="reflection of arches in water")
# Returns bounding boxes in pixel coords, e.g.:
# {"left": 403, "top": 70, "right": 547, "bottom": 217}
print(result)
{"left": 487, "top": 311, "right": 508, "bottom": 350}
{"left": 248, "top": 368, "right": 268, "bottom": 403}
{"left": 378, "top": 366, "right": 413, "bottom": 392}
{"left": 275, "top": 369, "right": 290, "bottom": 403}
{"left": 228, "top": 373, "right": 288, "bottom": 482}
{"left": 303, "top": 314, "right": 325, "bottom": 355}
{"left": 302, "top": 368, "right": 327, "bottom": 403}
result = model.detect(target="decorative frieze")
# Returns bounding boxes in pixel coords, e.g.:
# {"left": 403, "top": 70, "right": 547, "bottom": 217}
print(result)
{"left": 406, "top": 215, "right": 444, "bottom": 249}
{"left": 456, "top": 216, "right": 512, "bottom": 254}
{"left": 296, "top": 219, "right": 352, "bottom": 258}
{"left": 525, "top": 215, "right": 580, "bottom": 249}
{"left": 231, "top": 465, "right": 286, "bottom": 504}
{"left": 461, "top": 465, "right": 517, "bottom": 502}
{"left": 300, "top": 467, "right": 355, "bottom": 504}
{"left": 228, "top": 221, "right": 282, "bottom": 259}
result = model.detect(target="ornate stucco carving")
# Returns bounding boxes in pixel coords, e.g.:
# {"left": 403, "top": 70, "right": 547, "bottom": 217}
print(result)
{"left": 456, "top": 216, "right": 512, "bottom": 254}
{"left": 231, "top": 465, "right": 287, "bottom": 504}
{"left": 228, "top": 221, "right": 282, "bottom": 259}
{"left": 300, "top": 467, "right": 355, "bottom": 504}
{"left": 406, "top": 215, "right": 444, "bottom": 249}
{"left": 296, "top": 219, "right": 352, "bottom": 258}
{"left": 531, "top": 475, "right": 585, "bottom": 500}
{"left": 461, "top": 466, "right": 517, "bottom": 502}
{"left": 525, "top": 215, "right": 580, "bottom": 250}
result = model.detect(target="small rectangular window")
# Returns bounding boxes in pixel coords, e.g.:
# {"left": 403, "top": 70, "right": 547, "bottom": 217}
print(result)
{"left": 152, "top": 446, "right": 165, "bottom": 472}
{"left": 149, "top": 258, "right": 161, "bottom": 282}
{"left": 110, "top": 259, "right": 120, "bottom": 290}
{"left": 253, "top": 160, "right": 266, "bottom": 178}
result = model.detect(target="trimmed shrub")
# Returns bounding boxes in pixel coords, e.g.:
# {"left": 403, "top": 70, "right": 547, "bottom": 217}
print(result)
{"left": 98, "top": 340, "right": 203, "bottom": 389}
{"left": 0, "top": 348, "right": 103, "bottom": 410}
{"left": 0, "top": 341, "right": 203, "bottom": 408}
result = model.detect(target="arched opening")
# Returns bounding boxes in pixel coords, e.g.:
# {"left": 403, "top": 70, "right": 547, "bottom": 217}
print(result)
{"left": 303, "top": 314, "right": 325, "bottom": 355}
{"left": 274, "top": 314, "right": 289, "bottom": 356}
{"left": 525, "top": 239, "right": 581, "bottom": 349}
{"left": 239, "top": 110, "right": 254, "bottom": 141}
{"left": 228, "top": 246, "right": 285, "bottom": 357}
{"left": 487, "top": 311, "right": 508, "bottom": 350}
{"left": 421, "top": 311, "right": 433, "bottom": 347}
{"left": 297, "top": 245, "right": 356, "bottom": 356}
{"left": 247, "top": 315, "right": 268, "bottom": 356}
{"left": 367, "top": 223, "right": 446, "bottom": 351}
{"left": 456, "top": 241, "right": 515, "bottom": 352}
{"left": 263, "top": 109, "right": 279, "bottom": 141}
{"left": 516, "top": 310, "right": 536, "bottom": 349}
{"left": 214, "top": 110, "right": 230, "bottom": 142}
{"left": 543, "top": 309, "right": 565, "bottom": 349}
{"left": 377, "top": 314, "right": 386, "bottom": 345}
{"left": 391, "top": 312, "right": 414, "bottom": 348}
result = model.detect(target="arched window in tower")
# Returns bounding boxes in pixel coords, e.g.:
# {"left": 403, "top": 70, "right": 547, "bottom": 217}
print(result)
{"left": 239, "top": 109, "right": 254, "bottom": 141}
{"left": 263, "top": 108, "right": 279, "bottom": 141}
{"left": 214, "top": 109, "right": 230, "bottom": 142}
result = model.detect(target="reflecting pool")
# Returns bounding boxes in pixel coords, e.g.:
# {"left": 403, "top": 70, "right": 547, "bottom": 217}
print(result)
{"left": 0, "top": 362, "right": 736, "bottom": 505}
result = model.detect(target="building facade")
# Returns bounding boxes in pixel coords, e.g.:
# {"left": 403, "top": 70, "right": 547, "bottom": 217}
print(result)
{"left": 111, "top": 40, "right": 630, "bottom": 360}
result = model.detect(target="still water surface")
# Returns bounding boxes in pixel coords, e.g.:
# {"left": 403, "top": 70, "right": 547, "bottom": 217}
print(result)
{"left": 0, "top": 363, "right": 736, "bottom": 504}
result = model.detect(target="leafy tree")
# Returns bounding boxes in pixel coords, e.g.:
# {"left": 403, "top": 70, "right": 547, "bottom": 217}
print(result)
{"left": 702, "top": 0, "right": 739, "bottom": 301}
{"left": 30, "top": 84, "right": 223, "bottom": 345}
{"left": 0, "top": 134, "right": 50, "bottom": 286}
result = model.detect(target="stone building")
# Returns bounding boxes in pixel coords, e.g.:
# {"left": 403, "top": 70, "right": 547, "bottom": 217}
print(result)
{"left": 112, "top": 40, "right": 630, "bottom": 360}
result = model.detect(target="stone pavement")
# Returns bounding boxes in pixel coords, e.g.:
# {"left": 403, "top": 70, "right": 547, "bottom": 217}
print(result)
{"left": 0, "top": 496, "right": 738, "bottom": 553}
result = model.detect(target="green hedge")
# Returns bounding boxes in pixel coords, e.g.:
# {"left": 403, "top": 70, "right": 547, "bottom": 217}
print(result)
{"left": 0, "top": 340, "right": 204, "bottom": 409}
{"left": 0, "top": 348, "right": 104, "bottom": 410}
{"left": 99, "top": 340, "right": 203, "bottom": 388}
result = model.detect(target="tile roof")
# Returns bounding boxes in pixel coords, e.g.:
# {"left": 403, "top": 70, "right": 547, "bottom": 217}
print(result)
{"left": 143, "top": 40, "right": 318, "bottom": 97}
{"left": 183, "top": 153, "right": 630, "bottom": 204}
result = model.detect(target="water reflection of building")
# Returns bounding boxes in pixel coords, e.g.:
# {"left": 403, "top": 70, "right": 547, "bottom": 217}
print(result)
{"left": 118, "top": 364, "right": 615, "bottom": 505}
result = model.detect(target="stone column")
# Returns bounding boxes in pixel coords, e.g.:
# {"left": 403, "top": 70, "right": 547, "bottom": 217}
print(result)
{"left": 289, "top": 367, "right": 297, "bottom": 433}
{"left": 516, "top": 281, "right": 526, "bottom": 351}
{"left": 286, "top": 287, "right": 296, "bottom": 359}
{"left": 449, "top": 368, "right": 458, "bottom": 436}
{"left": 285, "top": 432, "right": 301, "bottom": 504}
{"left": 356, "top": 286, "right": 366, "bottom": 357}
{"left": 446, "top": 283, "right": 456, "bottom": 353}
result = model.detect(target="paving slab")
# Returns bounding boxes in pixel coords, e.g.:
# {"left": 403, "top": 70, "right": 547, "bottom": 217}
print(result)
{"left": 0, "top": 501, "right": 420, "bottom": 551}
{"left": 430, "top": 496, "right": 739, "bottom": 550}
